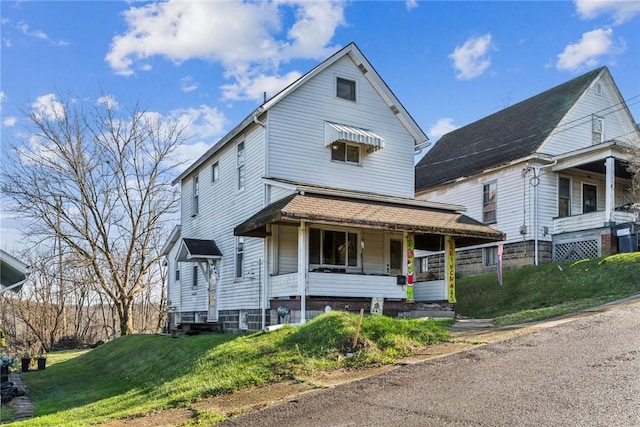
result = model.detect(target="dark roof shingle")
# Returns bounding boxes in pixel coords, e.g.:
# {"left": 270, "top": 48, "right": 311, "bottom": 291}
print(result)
{"left": 415, "top": 67, "right": 605, "bottom": 192}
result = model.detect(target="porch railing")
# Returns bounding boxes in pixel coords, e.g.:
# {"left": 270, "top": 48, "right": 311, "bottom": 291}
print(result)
{"left": 553, "top": 210, "right": 638, "bottom": 234}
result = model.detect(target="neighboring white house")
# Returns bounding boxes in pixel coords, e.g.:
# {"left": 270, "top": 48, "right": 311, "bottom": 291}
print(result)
{"left": 415, "top": 67, "right": 639, "bottom": 278}
{"left": 162, "top": 43, "right": 504, "bottom": 333}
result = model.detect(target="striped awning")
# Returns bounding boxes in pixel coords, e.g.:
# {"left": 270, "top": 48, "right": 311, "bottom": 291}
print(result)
{"left": 326, "top": 122, "right": 384, "bottom": 152}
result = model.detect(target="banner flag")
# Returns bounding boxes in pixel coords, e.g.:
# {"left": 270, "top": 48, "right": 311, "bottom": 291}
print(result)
{"left": 497, "top": 243, "right": 504, "bottom": 286}
{"left": 446, "top": 236, "right": 456, "bottom": 303}
{"left": 406, "top": 235, "right": 415, "bottom": 301}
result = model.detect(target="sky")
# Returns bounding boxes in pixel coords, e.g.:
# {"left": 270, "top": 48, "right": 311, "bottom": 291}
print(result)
{"left": 1, "top": 0, "right": 640, "bottom": 252}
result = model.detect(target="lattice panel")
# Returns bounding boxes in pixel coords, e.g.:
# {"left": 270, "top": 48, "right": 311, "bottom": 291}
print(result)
{"left": 554, "top": 239, "right": 599, "bottom": 261}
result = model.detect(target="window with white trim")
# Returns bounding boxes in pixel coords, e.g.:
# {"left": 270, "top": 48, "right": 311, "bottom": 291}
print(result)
{"left": 237, "top": 142, "right": 245, "bottom": 191}
{"left": 211, "top": 161, "right": 219, "bottom": 183}
{"left": 309, "top": 228, "right": 358, "bottom": 268}
{"left": 336, "top": 77, "right": 356, "bottom": 101}
{"left": 558, "top": 176, "right": 571, "bottom": 217}
{"left": 175, "top": 268, "right": 180, "bottom": 281}
{"left": 331, "top": 141, "right": 360, "bottom": 164}
{"left": 592, "top": 116, "right": 604, "bottom": 144}
{"left": 192, "top": 265, "right": 198, "bottom": 287}
{"left": 484, "top": 246, "right": 498, "bottom": 267}
{"left": 482, "top": 181, "right": 497, "bottom": 224}
{"left": 235, "top": 237, "right": 244, "bottom": 278}
{"left": 192, "top": 176, "right": 199, "bottom": 216}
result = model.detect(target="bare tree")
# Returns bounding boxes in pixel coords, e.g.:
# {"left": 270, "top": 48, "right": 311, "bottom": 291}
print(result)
{"left": 2, "top": 95, "right": 186, "bottom": 336}
{"left": 627, "top": 131, "right": 640, "bottom": 202}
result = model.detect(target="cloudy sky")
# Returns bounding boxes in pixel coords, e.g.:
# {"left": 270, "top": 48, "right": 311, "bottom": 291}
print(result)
{"left": 1, "top": 0, "right": 639, "bottom": 250}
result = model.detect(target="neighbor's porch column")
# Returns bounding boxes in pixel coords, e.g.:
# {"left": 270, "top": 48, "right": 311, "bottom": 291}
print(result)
{"left": 444, "top": 236, "right": 457, "bottom": 303}
{"left": 298, "top": 221, "right": 307, "bottom": 324}
{"left": 604, "top": 156, "right": 616, "bottom": 226}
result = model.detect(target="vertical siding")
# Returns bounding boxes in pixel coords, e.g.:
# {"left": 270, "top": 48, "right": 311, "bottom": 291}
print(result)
{"left": 267, "top": 56, "right": 416, "bottom": 198}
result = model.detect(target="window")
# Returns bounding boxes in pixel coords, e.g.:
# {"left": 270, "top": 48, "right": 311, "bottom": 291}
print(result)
{"left": 309, "top": 228, "right": 358, "bottom": 267}
{"left": 558, "top": 177, "right": 571, "bottom": 217}
{"left": 192, "top": 265, "right": 198, "bottom": 287}
{"left": 484, "top": 247, "right": 498, "bottom": 267}
{"left": 583, "top": 183, "right": 597, "bottom": 213}
{"left": 331, "top": 141, "right": 360, "bottom": 164}
{"left": 592, "top": 116, "right": 604, "bottom": 144}
{"left": 237, "top": 142, "right": 245, "bottom": 191}
{"left": 175, "top": 269, "right": 180, "bottom": 281}
{"left": 192, "top": 176, "right": 199, "bottom": 216}
{"left": 235, "top": 237, "right": 244, "bottom": 278}
{"left": 594, "top": 81, "right": 602, "bottom": 95}
{"left": 336, "top": 77, "right": 356, "bottom": 101}
{"left": 211, "top": 161, "right": 219, "bottom": 183}
{"left": 482, "top": 182, "right": 497, "bottom": 224}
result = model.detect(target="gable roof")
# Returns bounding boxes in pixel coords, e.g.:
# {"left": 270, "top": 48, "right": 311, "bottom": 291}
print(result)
{"left": 174, "top": 42, "right": 428, "bottom": 185}
{"left": 415, "top": 67, "right": 606, "bottom": 192}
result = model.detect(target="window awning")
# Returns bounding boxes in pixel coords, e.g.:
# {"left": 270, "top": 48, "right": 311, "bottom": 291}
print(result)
{"left": 177, "top": 238, "right": 222, "bottom": 262}
{"left": 326, "top": 122, "right": 384, "bottom": 152}
{"left": 234, "top": 193, "right": 505, "bottom": 250}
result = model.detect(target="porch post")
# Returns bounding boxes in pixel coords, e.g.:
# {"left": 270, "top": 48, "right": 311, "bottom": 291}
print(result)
{"left": 444, "top": 236, "right": 457, "bottom": 303}
{"left": 298, "top": 221, "right": 307, "bottom": 324}
{"left": 604, "top": 156, "right": 616, "bottom": 226}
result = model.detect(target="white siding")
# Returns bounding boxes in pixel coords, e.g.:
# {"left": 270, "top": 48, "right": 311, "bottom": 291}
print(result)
{"left": 276, "top": 225, "right": 297, "bottom": 274}
{"left": 267, "top": 56, "right": 416, "bottom": 198}
{"left": 542, "top": 73, "right": 637, "bottom": 156}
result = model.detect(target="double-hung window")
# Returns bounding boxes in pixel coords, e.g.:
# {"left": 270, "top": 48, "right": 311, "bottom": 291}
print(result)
{"left": 192, "top": 265, "right": 198, "bottom": 288}
{"left": 237, "top": 142, "right": 245, "bottom": 191}
{"left": 558, "top": 176, "right": 571, "bottom": 217}
{"left": 192, "top": 176, "right": 199, "bottom": 216}
{"left": 592, "top": 115, "right": 604, "bottom": 144}
{"left": 211, "top": 161, "right": 219, "bottom": 183}
{"left": 482, "top": 181, "right": 497, "bottom": 224}
{"left": 309, "top": 228, "right": 358, "bottom": 267}
{"left": 235, "top": 237, "right": 244, "bottom": 278}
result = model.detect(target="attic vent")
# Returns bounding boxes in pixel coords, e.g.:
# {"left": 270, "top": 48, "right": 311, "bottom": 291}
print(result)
{"left": 358, "top": 63, "right": 368, "bottom": 74}
{"left": 390, "top": 105, "right": 400, "bottom": 115}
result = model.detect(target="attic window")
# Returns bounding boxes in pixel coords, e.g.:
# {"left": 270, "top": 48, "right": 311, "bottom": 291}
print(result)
{"left": 594, "top": 81, "right": 602, "bottom": 95}
{"left": 336, "top": 77, "right": 356, "bottom": 101}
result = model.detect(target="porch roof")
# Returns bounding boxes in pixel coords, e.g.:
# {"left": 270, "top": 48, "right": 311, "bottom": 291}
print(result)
{"left": 234, "top": 193, "right": 505, "bottom": 249}
{"left": 177, "top": 238, "right": 222, "bottom": 262}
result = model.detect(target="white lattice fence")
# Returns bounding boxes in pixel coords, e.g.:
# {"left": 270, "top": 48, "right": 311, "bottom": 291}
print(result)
{"left": 553, "top": 239, "right": 599, "bottom": 261}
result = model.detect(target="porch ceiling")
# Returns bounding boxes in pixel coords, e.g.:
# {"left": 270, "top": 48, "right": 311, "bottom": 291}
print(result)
{"left": 572, "top": 158, "right": 632, "bottom": 180}
{"left": 234, "top": 192, "right": 505, "bottom": 248}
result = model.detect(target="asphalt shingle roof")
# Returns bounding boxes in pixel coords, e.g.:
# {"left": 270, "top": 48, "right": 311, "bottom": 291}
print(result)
{"left": 415, "top": 67, "right": 605, "bottom": 192}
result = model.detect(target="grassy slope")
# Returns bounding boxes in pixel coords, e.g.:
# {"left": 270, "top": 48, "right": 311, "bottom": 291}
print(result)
{"left": 456, "top": 253, "right": 640, "bottom": 326}
{"left": 14, "top": 312, "right": 451, "bottom": 426}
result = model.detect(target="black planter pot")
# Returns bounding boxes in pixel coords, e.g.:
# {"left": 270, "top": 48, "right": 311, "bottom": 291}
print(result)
{"left": 21, "top": 357, "right": 31, "bottom": 372}
{"left": 1, "top": 365, "right": 8, "bottom": 382}
{"left": 37, "top": 358, "right": 46, "bottom": 370}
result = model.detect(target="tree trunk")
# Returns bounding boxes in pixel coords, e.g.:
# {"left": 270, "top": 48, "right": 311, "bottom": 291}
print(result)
{"left": 117, "top": 297, "right": 135, "bottom": 336}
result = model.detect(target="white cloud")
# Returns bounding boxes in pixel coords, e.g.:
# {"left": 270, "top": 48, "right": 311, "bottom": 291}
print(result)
{"left": 32, "top": 94, "right": 65, "bottom": 121}
{"left": 556, "top": 28, "right": 623, "bottom": 71}
{"left": 17, "top": 21, "right": 68, "bottom": 46}
{"left": 428, "top": 118, "right": 459, "bottom": 140}
{"left": 96, "top": 94, "right": 119, "bottom": 110}
{"left": 406, "top": 0, "right": 418, "bottom": 11}
{"left": 220, "top": 71, "right": 302, "bottom": 102}
{"left": 3, "top": 117, "right": 17, "bottom": 127}
{"left": 168, "top": 105, "right": 227, "bottom": 141}
{"left": 171, "top": 141, "right": 213, "bottom": 166}
{"left": 574, "top": 0, "right": 640, "bottom": 24}
{"left": 180, "top": 76, "right": 199, "bottom": 93}
{"left": 449, "top": 33, "right": 493, "bottom": 80}
{"left": 106, "top": 1, "right": 345, "bottom": 100}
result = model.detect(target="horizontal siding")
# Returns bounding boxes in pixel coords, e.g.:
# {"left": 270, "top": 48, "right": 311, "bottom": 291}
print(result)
{"left": 267, "top": 56, "right": 416, "bottom": 198}
{"left": 307, "top": 272, "right": 405, "bottom": 299}
{"left": 414, "top": 280, "right": 446, "bottom": 301}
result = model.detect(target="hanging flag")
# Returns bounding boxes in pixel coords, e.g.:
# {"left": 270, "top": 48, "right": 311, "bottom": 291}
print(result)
{"left": 406, "top": 235, "right": 415, "bottom": 302}
{"left": 446, "top": 237, "right": 456, "bottom": 303}
{"left": 497, "top": 243, "right": 504, "bottom": 286}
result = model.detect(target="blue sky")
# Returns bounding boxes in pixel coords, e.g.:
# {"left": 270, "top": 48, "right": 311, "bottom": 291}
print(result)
{"left": 1, "top": 0, "right": 640, "bottom": 250}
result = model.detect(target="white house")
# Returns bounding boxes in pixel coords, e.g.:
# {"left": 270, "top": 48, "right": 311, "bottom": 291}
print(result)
{"left": 415, "top": 67, "right": 639, "bottom": 278}
{"left": 162, "top": 43, "right": 504, "bottom": 333}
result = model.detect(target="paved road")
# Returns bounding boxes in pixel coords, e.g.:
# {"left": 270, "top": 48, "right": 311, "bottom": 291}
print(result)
{"left": 220, "top": 301, "right": 640, "bottom": 426}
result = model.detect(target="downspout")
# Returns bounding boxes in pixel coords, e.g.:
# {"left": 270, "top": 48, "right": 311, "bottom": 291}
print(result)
{"left": 531, "top": 159, "right": 557, "bottom": 265}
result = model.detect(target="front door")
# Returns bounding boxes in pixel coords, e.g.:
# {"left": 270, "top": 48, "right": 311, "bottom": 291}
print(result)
{"left": 389, "top": 238, "right": 403, "bottom": 276}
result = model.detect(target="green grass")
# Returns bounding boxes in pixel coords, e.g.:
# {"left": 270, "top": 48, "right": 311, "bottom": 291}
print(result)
{"left": 9, "top": 312, "right": 451, "bottom": 426}
{"left": 456, "top": 253, "right": 640, "bottom": 326}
